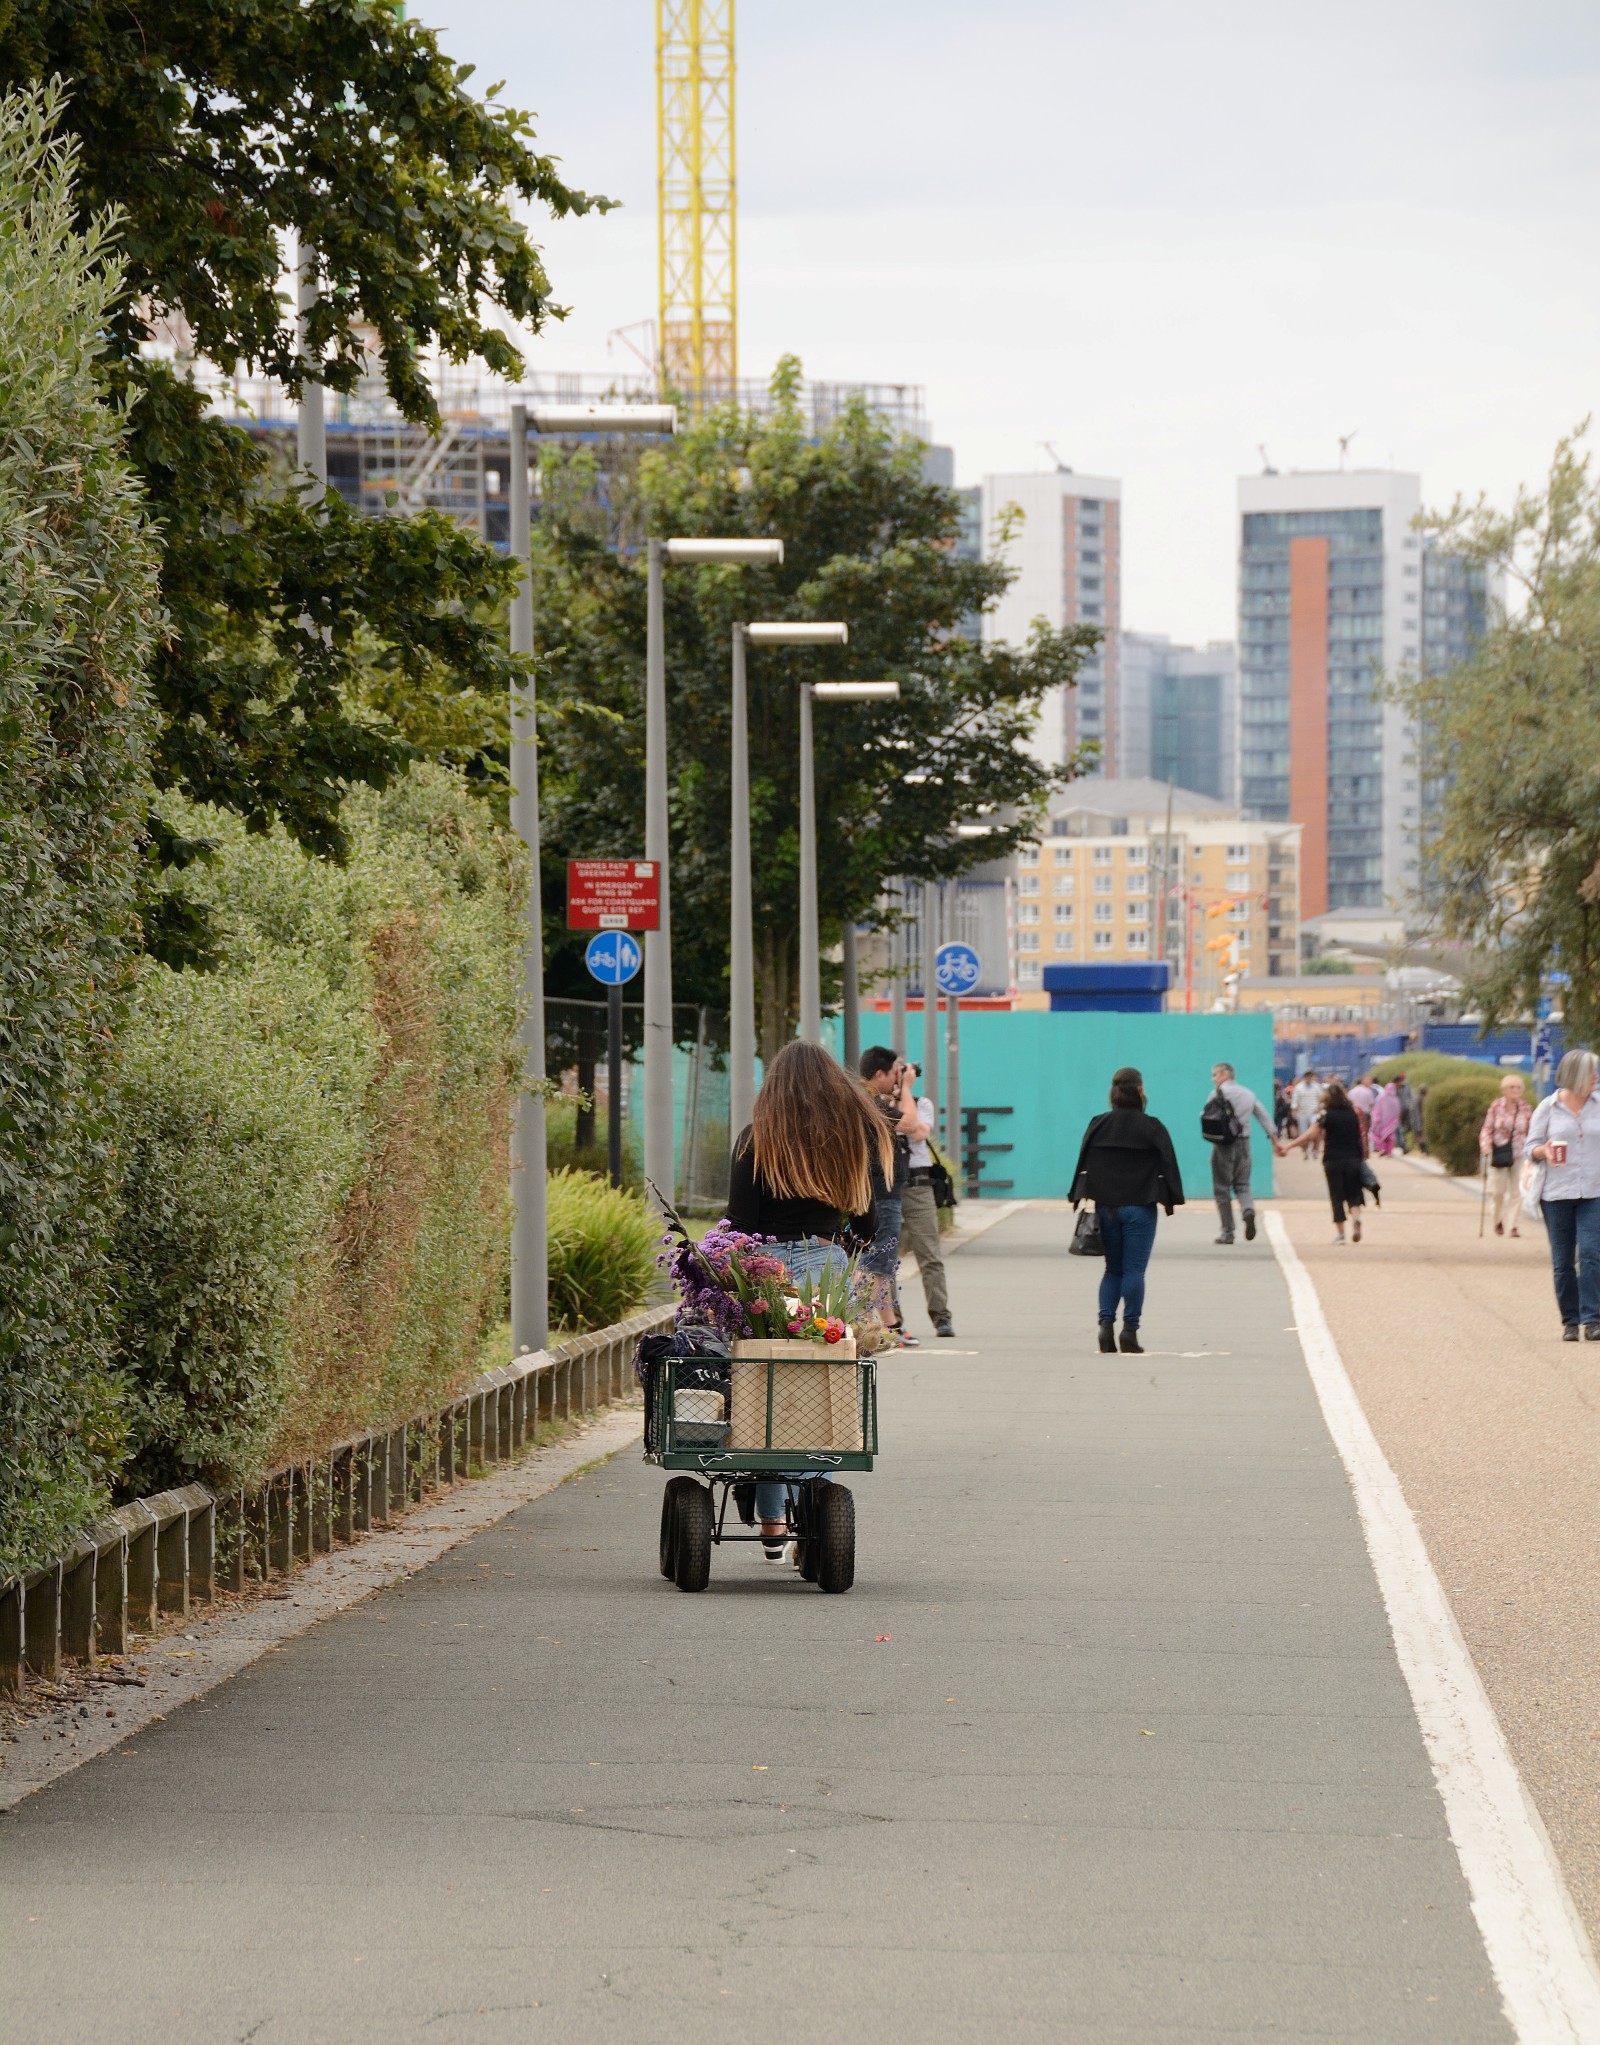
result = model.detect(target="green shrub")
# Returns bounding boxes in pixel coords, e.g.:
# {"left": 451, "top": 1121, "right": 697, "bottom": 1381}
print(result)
{"left": 0, "top": 90, "right": 163, "bottom": 1576}
{"left": 1423, "top": 1072, "right": 1505, "bottom": 1178}
{"left": 546, "top": 1171, "right": 661, "bottom": 1332}
{"left": 111, "top": 766, "right": 520, "bottom": 1491}
{"left": 1370, "top": 1051, "right": 1500, "bottom": 1089}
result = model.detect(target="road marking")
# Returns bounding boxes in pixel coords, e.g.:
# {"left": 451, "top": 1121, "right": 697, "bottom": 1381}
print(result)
{"left": 1265, "top": 1209, "right": 1600, "bottom": 2044}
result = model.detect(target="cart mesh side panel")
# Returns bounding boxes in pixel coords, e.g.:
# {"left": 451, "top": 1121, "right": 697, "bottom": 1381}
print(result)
{"left": 652, "top": 1357, "right": 877, "bottom": 1471}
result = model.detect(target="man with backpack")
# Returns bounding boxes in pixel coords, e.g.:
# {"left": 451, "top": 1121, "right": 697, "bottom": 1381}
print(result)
{"left": 1202, "top": 1061, "right": 1284, "bottom": 1244}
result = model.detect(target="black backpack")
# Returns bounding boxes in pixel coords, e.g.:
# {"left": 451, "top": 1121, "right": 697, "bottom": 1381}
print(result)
{"left": 1200, "top": 1088, "right": 1240, "bottom": 1145}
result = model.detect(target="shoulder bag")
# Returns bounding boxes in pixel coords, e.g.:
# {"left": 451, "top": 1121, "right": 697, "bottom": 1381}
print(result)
{"left": 1068, "top": 1206, "right": 1104, "bottom": 1257}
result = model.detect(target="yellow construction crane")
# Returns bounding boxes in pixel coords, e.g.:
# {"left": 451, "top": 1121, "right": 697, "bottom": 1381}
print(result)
{"left": 656, "top": 0, "right": 736, "bottom": 411}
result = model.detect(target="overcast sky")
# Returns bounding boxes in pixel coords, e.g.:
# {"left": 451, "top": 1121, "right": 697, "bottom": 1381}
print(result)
{"left": 426, "top": 0, "right": 1599, "bottom": 644}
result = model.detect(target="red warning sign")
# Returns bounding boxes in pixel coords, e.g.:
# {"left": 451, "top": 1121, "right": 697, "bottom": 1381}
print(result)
{"left": 566, "top": 860, "right": 661, "bottom": 931}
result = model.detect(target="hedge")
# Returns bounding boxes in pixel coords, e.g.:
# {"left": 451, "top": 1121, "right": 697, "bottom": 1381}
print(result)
{"left": 0, "top": 90, "right": 163, "bottom": 1578}
{"left": 1370, "top": 1051, "right": 1498, "bottom": 1090}
{"left": 1422, "top": 1071, "right": 1506, "bottom": 1179}
{"left": 111, "top": 767, "right": 522, "bottom": 1495}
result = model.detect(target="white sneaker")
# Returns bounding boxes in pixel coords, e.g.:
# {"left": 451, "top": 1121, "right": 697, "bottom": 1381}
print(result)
{"left": 762, "top": 1540, "right": 792, "bottom": 1566}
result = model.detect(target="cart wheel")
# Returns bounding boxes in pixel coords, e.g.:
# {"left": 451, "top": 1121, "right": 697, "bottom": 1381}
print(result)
{"left": 795, "top": 1480, "right": 823, "bottom": 1583}
{"left": 660, "top": 1477, "right": 695, "bottom": 1579}
{"left": 813, "top": 1483, "right": 855, "bottom": 1594}
{"left": 673, "top": 1482, "right": 714, "bottom": 1593}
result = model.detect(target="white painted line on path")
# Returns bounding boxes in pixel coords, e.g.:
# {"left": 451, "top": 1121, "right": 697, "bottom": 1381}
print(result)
{"left": 947, "top": 1198, "right": 1030, "bottom": 1246}
{"left": 1265, "top": 1208, "right": 1600, "bottom": 2045}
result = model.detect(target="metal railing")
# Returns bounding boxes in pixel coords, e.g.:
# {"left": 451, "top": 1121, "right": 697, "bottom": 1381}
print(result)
{"left": 0, "top": 1304, "right": 673, "bottom": 1698}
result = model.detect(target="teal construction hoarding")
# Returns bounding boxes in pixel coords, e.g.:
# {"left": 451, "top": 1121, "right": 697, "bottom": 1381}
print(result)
{"left": 844, "top": 1008, "right": 1278, "bottom": 1202}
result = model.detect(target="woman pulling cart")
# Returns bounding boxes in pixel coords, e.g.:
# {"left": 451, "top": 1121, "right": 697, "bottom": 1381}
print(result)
{"left": 646, "top": 1042, "right": 893, "bottom": 1593}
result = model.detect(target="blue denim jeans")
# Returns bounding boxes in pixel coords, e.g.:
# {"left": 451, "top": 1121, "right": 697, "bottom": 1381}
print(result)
{"left": 1096, "top": 1203, "right": 1160, "bottom": 1330}
{"left": 755, "top": 1239, "right": 847, "bottom": 1522}
{"left": 1543, "top": 1196, "right": 1600, "bottom": 1328}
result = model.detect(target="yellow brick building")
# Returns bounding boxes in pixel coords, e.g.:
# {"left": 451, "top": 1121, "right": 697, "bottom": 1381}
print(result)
{"left": 1010, "top": 781, "right": 1301, "bottom": 1010}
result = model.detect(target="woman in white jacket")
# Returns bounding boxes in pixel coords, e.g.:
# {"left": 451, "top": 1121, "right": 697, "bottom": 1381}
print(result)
{"left": 1526, "top": 1048, "right": 1600, "bottom": 1341}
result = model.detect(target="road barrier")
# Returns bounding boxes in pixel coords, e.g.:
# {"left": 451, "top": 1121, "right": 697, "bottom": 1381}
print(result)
{"left": 0, "top": 1305, "right": 672, "bottom": 1699}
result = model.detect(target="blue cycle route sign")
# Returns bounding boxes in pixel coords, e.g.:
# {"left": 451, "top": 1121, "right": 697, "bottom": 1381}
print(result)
{"left": 584, "top": 930, "right": 642, "bottom": 986}
{"left": 934, "top": 942, "right": 982, "bottom": 997}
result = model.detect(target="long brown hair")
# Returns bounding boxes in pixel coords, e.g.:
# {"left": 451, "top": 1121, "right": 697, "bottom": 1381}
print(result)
{"left": 749, "top": 1041, "right": 894, "bottom": 1212}
{"left": 1323, "top": 1078, "right": 1350, "bottom": 1111}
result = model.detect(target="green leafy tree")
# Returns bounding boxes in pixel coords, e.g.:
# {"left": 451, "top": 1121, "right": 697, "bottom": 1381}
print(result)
{"left": 1396, "top": 428, "right": 1600, "bottom": 1041}
{"left": 0, "top": 0, "right": 609, "bottom": 957}
{"left": 534, "top": 364, "right": 1093, "bottom": 1054}
{"left": 0, "top": 87, "right": 163, "bottom": 1575}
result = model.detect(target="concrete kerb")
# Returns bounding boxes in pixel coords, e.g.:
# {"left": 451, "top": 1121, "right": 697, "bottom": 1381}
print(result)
{"left": 0, "top": 1305, "right": 674, "bottom": 1704}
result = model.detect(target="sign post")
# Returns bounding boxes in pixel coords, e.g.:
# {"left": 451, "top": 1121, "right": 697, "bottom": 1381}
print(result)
{"left": 935, "top": 942, "right": 981, "bottom": 1184}
{"left": 568, "top": 869, "right": 656, "bottom": 1188}
{"left": 583, "top": 930, "right": 643, "bottom": 1188}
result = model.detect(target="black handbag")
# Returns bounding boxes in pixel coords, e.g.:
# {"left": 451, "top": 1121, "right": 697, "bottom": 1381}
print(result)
{"left": 1068, "top": 1207, "right": 1104, "bottom": 1257}
{"left": 1490, "top": 1142, "right": 1515, "bottom": 1169}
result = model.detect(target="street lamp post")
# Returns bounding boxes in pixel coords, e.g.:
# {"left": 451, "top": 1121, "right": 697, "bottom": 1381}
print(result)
{"left": 644, "top": 538, "right": 784, "bottom": 1205}
{"left": 841, "top": 922, "right": 860, "bottom": 1071}
{"left": 507, "top": 401, "right": 676, "bottom": 1364}
{"left": 295, "top": 248, "right": 327, "bottom": 500}
{"left": 921, "top": 881, "right": 940, "bottom": 1124}
{"left": 732, "top": 621, "right": 849, "bottom": 1120}
{"left": 890, "top": 885, "right": 907, "bottom": 1061}
{"left": 798, "top": 681, "right": 900, "bottom": 1046}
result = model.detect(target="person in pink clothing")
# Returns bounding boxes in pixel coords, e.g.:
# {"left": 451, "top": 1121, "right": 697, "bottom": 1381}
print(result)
{"left": 1478, "top": 1073, "right": 1532, "bottom": 1237}
{"left": 1369, "top": 1082, "right": 1402, "bottom": 1157}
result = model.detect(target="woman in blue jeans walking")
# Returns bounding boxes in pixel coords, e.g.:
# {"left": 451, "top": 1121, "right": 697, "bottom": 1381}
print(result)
{"left": 1069, "top": 1066, "right": 1186, "bottom": 1354}
{"left": 725, "top": 1041, "right": 895, "bottom": 1558}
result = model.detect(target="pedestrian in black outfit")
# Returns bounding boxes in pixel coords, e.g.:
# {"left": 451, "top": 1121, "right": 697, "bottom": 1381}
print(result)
{"left": 1284, "top": 1077, "right": 1368, "bottom": 1244}
{"left": 1070, "top": 1067, "right": 1186, "bottom": 1354}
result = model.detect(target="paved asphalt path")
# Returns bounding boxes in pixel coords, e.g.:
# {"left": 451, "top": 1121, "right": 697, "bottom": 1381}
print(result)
{"left": 1, "top": 1205, "right": 1510, "bottom": 2044}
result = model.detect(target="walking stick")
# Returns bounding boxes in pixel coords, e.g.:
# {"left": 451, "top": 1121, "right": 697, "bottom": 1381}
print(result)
{"left": 1478, "top": 1153, "right": 1488, "bottom": 1238}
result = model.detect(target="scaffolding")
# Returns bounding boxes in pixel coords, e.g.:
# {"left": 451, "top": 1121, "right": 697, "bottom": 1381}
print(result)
{"left": 657, "top": 0, "right": 737, "bottom": 412}
{"left": 214, "top": 371, "right": 929, "bottom": 546}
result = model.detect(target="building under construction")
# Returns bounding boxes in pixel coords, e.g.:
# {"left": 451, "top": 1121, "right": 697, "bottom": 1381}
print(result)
{"left": 220, "top": 368, "right": 931, "bottom": 548}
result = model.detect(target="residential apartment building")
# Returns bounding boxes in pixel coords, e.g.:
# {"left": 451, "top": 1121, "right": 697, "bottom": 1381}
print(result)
{"left": 1007, "top": 779, "right": 1301, "bottom": 1008}
{"left": 979, "top": 468, "right": 1122, "bottom": 774}
{"left": 1119, "top": 633, "right": 1237, "bottom": 803}
{"left": 1235, "top": 468, "right": 1483, "bottom": 921}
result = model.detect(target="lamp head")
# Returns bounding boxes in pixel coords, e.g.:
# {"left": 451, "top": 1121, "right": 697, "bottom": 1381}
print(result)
{"left": 665, "top": 537, "right": 784, "bottom": 566}
{"left": 521, "top": 403, "right": 677, "bottom": 435}
{"left": 746, "top": 621, "right": 849, "bottom": 646}
{"left": 813, "top": 682, "right": 899, "bottom": 701}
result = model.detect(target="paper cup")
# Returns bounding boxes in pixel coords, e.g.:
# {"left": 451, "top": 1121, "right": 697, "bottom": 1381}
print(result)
{"left": 1549, "top": 1141, "right": 1568, "bottom": 1165}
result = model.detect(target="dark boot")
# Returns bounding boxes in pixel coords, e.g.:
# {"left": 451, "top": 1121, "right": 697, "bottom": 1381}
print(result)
{"left": 1097, "top": 1319, "right": 1117, "bottom": 1352}
{"left": 1119, "top": 1325, "right": 1144, "bottom": 1354}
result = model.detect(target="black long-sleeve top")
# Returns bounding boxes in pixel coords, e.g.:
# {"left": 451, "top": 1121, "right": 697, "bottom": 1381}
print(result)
{"left": 1070, "top": 1109, "right": 1186, "bottom": 1215}
{"left": 1318, "top": 1101, "right": 1367, "bottom": 1166}
{"left": 725, "top": 1127, "right": 873, "bottom": 1244}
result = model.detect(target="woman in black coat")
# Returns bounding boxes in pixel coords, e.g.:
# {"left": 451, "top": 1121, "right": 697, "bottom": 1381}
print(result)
{"left": 1069, "top": 1066, "right": 1186, "bottom": 1354}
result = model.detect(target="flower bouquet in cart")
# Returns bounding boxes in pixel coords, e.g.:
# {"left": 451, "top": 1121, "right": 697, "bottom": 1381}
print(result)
{"left": 654, "top": 1195, "right": 893, "bottom": 1357}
